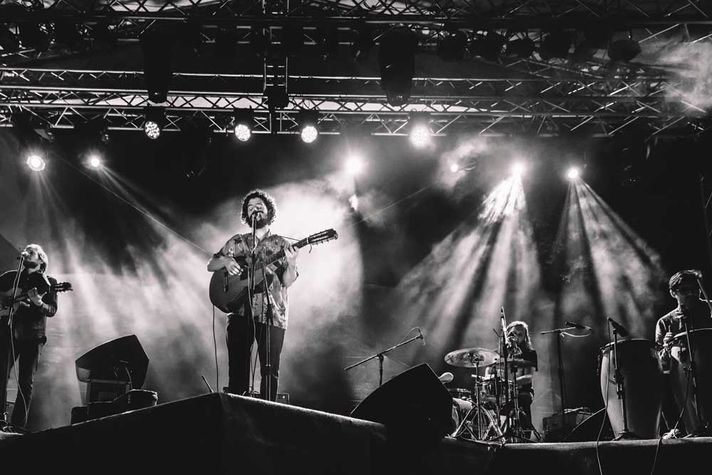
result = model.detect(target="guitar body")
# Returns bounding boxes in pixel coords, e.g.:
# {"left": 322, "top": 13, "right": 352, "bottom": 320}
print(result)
{"left": 208, "top": 228, "right": 338, "bottom": 313}
{"left": 208, "top": 256, "right": 269, "bottom": 314}
{"left": 0, "top": 280, "right": 72, "bottom": 319}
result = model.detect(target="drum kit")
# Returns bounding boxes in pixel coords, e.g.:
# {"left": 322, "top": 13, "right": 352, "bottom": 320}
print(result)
{"left": 443, "top": 346, "right": 536, "bottom": 442}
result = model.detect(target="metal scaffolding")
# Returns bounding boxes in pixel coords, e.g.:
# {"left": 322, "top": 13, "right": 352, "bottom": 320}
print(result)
{"left": 0, "top": 0, "right": 710, "bottom": 136}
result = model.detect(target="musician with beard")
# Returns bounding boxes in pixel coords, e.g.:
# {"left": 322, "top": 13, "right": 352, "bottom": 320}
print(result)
{"left": 0, "top": 244, "right": 57, "bottom": 430}
{"left": 208, "top": 189, "right": 299, "bottom": 401}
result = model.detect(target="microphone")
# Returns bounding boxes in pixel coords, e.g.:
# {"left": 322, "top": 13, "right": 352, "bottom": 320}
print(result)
{"left": 565, "top": 321, "right": 592, "bottom": 331}
{"left": 438, "top": 372, "right": 454, "bottom": 384}
{"left": 18, "top": 251, "right": 30, "bottom": 259}
{"left": 607, "top": 317, "right": 629, "bottom": 337}
{"left": 417, "top": 328, "right": 426, "bottom": 346}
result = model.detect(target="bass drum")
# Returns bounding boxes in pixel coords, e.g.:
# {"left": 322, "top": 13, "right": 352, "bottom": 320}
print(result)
{"left": 669, "top": 328, "right": 712, "bottom": 434}
{"left": 599, "top": 338, "right": 663, "bottom": 439}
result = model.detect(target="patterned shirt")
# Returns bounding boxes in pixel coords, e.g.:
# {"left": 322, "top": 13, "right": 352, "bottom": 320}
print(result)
{"left": 215, "top": 231, "right": 296, "bottom": 329}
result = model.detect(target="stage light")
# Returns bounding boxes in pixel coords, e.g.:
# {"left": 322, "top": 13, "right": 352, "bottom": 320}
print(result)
{"left": 505, "top": 38, "right": 536, "bottom": 59}
{"left": 86, "top": 154, "right": 104, "bottom": 169}
{"left": 566, "top": 167, "right": 581, "bottom": 181}
{"left": 437, "top": 30, "right": 467, "bottom": 62}
{"left": 345, "top": 156, "right": 365, "bottom": 177}
{"left": 511, "top": 162, "right": 526, "bottom": 177}
{"left": 265, "top": 85, "right": 289, "bottom": 110}
{"left": 0, "top": 25, "right": 20, "bottom": 53}
{"left": 540, "top": 30, "right": 572, "bottom": 60}
{"left": 449, "top": 162, "right": 460, "bottom": 173}
{"left": 26, "top": 153, "right": 46, "bottom": 171}
{"left": 18, "top": 20, "right": 50, "bottom": 52}
{"left": 378, "top": 27, "right": 417, "bottom": 106}
{"left": 608, "top": 38, "right": 641, "bottom": 62}
{"left": 140, "top": 26, "right": 174, "bottom": 103}
{"left": 470, "top": 32, "right": 506, "bottom": 61}
{"left": 143, "top": 107, "right": 164, "bottom": 140}
{"left": 408, "top": 112, "right": 432, "bottom": 148}
{"left": 232, "top": 109, "right": 254, "bottom": 142}
{"left": 352, "top": 24, "right": 375, "bottom": 61}
{"left": 54, "top": 21, "right": 87, "bottom": 51}
{"left": 298, "top": 110, "right": 319, "bottom": 144}
{"left": 349, "top": 194, "right": 359, "bottom": 211}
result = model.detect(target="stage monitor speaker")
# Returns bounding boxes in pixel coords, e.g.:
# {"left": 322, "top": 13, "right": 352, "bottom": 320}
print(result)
{"left": 350, "top": 363, "right": 453, "bottom": 445}
{"left": 75, "top": 334, "right": 149, "bottom": 390}
{"left": 565, "top": 408, "right": 613, "bottom": 442}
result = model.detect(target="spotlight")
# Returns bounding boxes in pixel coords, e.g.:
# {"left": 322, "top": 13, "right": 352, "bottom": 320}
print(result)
{"left": 143, "top": 107, "right": 165, "bottom": 140}
{"left": 298, "top": 110, "right": 319, "bottom": 144}
{"left": 18, "top": 19, "right": 50, "bottom": 52}
{"left": 408, "top": 112, "right": 432, "bottom": 148}
{"left": 232, "top": 108, "right": 254, "bottom": 142}
{"left": 86, "top": 153, "right": 104, "bottom": 169}
{"left": 140, "top": 26, "right": 174, "bottom": 103}
{"left": 449, "top": 162, "right": 460, "bottom": 173}
{"left": 26, "top": 153, "right": 46, "bottom": 171}
{"left": 54, "top": 21, "right": 87, "bottom": 51}
{"left": 349, "top": 194, "right": 359, "bottom": 212}
{"left": 566, "top": 166, "right": 581, "bottom": 181}
{"left": 352, "top": 23, "right": 375, "bottom": 61}
{"left": 265, "top": 85, "right": 289, "bottom": 111}
{"left": 470, "top": 32, "right": 506, "bottom": 61}
{"left": 511, "top": 161, "right": 526, "bottom": 177}
{"left": 608, "top": 38, "right": 641, "bottom": 62}
{"left": 505, "top": 38, "right": 536, "bottom": 59}
{"left": 345, "top": 155, "right": 365, "bottom": 177}
{"left": 378, "top": 27, "right": 418, "bottom": 106}
{"left": 539, "top": 30, "right": 572, "bottom": 60}
{"left": 437, "top": 30, "right": 467, "bottom": 62}
{"left": 0, "top": 25, "right": 20, "bottom": 53}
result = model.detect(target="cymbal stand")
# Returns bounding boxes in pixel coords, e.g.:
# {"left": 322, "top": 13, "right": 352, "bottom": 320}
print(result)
{"left": 678, "top": 313, "right": 709, "bottom": 435}
{"left": 539, "top": 324, "right": 578, "bottom": 436}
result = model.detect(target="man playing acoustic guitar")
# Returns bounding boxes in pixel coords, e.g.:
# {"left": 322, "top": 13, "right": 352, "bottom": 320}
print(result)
{"left": 208, "top": 189, "right": 299, "bottom": 402}
{"left": 0, "top": 244, "right": 58, "bottom": 430}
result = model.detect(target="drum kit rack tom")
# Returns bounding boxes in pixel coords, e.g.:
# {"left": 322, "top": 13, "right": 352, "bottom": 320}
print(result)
{"left": 443, "top": 346, "right": 537, "bottom": 443}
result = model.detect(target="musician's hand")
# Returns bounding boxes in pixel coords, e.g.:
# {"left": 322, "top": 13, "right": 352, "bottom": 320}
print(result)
{"left": 224, "top": 258, "right": 242, "bottom": 276}
{"left": 285, "top": 244, "right": 299, "bottom": 267}
{"left": 27, "top": 287, "right": 44, "bottom": 306}
{"left": 663, "top": 331, "right": 674, "bottom": 346}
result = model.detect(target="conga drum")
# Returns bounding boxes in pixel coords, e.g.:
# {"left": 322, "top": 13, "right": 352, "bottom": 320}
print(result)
{"left": 669, "top": 328, "right": 712, "bottom": 433}
{"left": 599, "top": 338, "right": 663, "bottom": 439}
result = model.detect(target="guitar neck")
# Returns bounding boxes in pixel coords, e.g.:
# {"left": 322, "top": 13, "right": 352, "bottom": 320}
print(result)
{"left": 261, "top": 238, "right": 309, "bottom": 268}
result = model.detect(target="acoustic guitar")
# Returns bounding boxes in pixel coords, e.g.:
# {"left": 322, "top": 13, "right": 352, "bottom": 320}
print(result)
{"left": 209, "top": 229, "right": 338, "bottom": 313}
{"left": 0, "top": 281, "right": 73, "bottom": 319}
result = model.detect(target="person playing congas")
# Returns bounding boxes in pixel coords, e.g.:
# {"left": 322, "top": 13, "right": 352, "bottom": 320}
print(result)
{"left": 655, "top": 269, "right": 712, "bottom": 436}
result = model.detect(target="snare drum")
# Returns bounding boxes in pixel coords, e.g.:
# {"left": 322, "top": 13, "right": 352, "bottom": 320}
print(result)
{"left": 448, "top": 388, "right": 471, "bottom": 400}
{"left": 599, "top": 338, "right": 663, "bottom": 439}
{"left": 668, "top": 328, "right": 712, "bottom": 433}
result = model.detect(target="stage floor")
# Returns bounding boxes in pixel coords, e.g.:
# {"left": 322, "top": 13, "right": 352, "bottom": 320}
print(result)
{"left": 0, "top": 393, "right": 709, "bottom": 475}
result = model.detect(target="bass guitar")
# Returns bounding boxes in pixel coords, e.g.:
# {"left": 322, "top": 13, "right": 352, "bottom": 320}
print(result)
{"left": 209, "top": 229, "right": 338, "bottom": 313}
{"left": 0, "top": 281, "right": 73, "bottom": 319}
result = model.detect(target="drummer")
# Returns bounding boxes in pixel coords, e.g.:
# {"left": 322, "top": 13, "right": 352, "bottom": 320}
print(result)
{"left": 655, "top": 269, "right": 712, "bottom": 435}
{"left": 486, "top": 320, "right": 538, "bottom": 432}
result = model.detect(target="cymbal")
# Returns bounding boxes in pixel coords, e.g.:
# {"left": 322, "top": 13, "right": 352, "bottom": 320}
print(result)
{"left": 444, "top": 347, "right": 499, "bottom": 368}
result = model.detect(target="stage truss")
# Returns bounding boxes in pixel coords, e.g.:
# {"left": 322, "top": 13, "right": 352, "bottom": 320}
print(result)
{"left": 0, "top": 0, "right": 710, "bottom": 137}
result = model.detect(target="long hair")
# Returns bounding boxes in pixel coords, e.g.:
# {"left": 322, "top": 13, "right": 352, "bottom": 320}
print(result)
{"left": 24, "top": 243, "right": 48, "bottom": 273}
{"left": 506, "top": 320, "right": 533, "bottom": 351}
{"left": 240, "top": 189, "right": 277, "bottom": 226}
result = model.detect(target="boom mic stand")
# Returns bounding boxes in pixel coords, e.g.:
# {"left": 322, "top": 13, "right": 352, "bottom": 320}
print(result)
{"left": 344, "top": 330, "right": 424, "bottom": 387}
{"left": 539, "top": 323, "right": 579, "bottom": 437}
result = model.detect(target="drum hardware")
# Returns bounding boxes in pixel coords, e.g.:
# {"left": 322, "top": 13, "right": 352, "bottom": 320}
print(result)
{"left": 669, "top": 328, "right": 712, "bottom": 436}
{"left": 607, "top": 317, "right": 637, "bottom": 439}
{"left": 540, "top": 321, "right": 591, "bottom": 437}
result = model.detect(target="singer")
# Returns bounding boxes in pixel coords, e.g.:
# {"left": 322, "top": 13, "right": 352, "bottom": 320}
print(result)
{"left": 207, "top": 189, "right": 299, "bottom": 401}
{"left": 0, "top": 244, "right": 58, "bottom": 431}
{"left": 655, "top": 269, "right": 712, "bottom": 436}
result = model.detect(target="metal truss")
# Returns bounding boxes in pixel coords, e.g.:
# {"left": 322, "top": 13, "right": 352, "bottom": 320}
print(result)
{"left": 0, "top": 0, "right": 710, "bottom": 136}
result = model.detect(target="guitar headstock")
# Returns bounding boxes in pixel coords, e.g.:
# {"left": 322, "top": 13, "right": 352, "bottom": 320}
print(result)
{"left": 305, "top": 229, "right": 338, "bottom": 246}
{"left": 52, "top": 282, "right": 73, "bottom": 293}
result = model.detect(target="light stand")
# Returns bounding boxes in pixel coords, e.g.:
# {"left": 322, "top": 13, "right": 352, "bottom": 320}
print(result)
{"left": 344, "top": 331, "right": 424, "bottom": 387}
{"left": 610, "top": 321, "right": 637, "bottom": 440}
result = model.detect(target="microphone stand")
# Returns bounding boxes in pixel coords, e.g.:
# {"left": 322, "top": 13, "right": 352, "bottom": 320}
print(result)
{"left": 1, "top": 256, "right": 25, "bottom": 429}
{"left": 540, "top": 323, "right": 579, "bottom": 437}
{"left": 609, "top": 320, "right": 636, "bottom": 440}
{"left": 692, "top": 276, "right": 712, "bottom": 434}
{"left": 344, "top": 332, "right": 423, "bottom": 387}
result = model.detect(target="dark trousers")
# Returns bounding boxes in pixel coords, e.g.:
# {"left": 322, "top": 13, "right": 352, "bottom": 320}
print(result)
{"left": 226, "top": 314, "right": 285, "bottom": 401}
{"left": 0, "top": 327, "right": 42, "bottom": 428}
